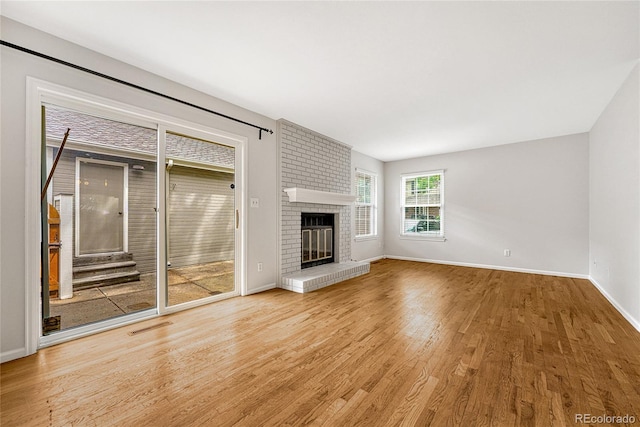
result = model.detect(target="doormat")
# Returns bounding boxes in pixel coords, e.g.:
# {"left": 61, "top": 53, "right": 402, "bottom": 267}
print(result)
{"left": 127, "top": 302, "right": 153, "bottom": 311}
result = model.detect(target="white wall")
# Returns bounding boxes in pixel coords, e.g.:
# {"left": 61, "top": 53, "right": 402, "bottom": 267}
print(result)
{"left": 384, "top": 133, "right": 590, "bottom": 276}
{"left": 589, "top": 64, "right": 640, "bottom": 330}
{"left": 0, "top": 18, "right": 278, "bottom": 361}
{"left": 351, "top": 150, "right": 384, "bottom": 262}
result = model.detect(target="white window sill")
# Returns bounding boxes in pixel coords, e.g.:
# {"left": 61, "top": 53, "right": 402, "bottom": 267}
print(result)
{"left": 354, "top": 235, "right": 378, "bottom": 242}
{"left": 400, "top": 234, "right": 446, "bottom": 242}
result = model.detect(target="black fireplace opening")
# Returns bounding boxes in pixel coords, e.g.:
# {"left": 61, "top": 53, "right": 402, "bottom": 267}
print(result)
{"left": 301, "top": 213, "right": 335, "bottom": 269}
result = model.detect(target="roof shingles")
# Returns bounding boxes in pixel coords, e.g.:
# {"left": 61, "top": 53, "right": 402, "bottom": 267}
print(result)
{"left": 45, "top": 106, "right": 235, "bottom": 169}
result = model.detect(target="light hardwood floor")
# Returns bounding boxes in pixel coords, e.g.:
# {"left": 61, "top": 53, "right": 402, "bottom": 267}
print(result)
{"left": 2, "top": 259, "right": 640, "bottom": 426}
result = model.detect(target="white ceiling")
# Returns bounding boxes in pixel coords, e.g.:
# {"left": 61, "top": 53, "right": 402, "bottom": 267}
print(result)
{"left": 2, "top": 1, "right": 638, "bottom": 161}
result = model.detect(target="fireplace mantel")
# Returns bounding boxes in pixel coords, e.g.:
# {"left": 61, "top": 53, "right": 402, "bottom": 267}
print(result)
{"left": 283, "top": 187, "right": 356, "bottom": 205}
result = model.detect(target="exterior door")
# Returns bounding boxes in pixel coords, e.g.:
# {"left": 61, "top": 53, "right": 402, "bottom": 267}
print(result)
{"left": 77, "top": 160, "right": 127, "bottom": 255}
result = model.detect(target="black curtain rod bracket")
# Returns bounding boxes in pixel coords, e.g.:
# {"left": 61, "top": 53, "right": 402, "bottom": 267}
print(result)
{"left": 0, "top": 40, "right": 274, "bottom": 139}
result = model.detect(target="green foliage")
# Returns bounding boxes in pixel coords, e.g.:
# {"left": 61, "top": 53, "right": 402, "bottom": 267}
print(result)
{"left": 356, "top": 175, "right": 371, "bottom": 203}
{"left": 416, "top": 174, "right": 440, "bottom": 189}
{"left": 406, "top": 174, "right": 440, "bottom": 196}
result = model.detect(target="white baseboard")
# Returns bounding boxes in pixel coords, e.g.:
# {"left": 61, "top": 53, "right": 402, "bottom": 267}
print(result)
{"left": 245, "top": 282, "right": 277, "bottom": 296}
{"left": 356, "top": 255, "right": 385, "bottom": 263}
{"left": 589, "top": 277, "right": 640, "bottom": 333}
{"left": 1, "top": 347, "right": 27, "bottom": 364}
{"left": 384, "top": 255, "right": 589, "bottom": 279}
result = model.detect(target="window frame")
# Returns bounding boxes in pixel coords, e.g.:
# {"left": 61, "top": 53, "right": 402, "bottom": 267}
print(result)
{"left": 354, "top": 168, "right": 377, "bottom": 239}
{"left": 400, "top": 170, "right": 445, "bottom": 241}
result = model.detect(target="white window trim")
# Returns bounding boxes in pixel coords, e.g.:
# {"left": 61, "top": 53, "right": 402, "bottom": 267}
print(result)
{"left": 400, "top": 170, "right": 446, "bottom": 242}
{"left": 354, "top": 168, "right": 377, "bottom": 239}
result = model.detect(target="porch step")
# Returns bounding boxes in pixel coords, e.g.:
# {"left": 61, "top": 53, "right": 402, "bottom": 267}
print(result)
{"left": 73, "top": 270, "right": 141, "bottom": 290}
{"left": 72, "top": 253, "right": 140, "bottom": 289}
{"left": 73, "top": 252, "right": 134, "bottom": 267}
{"left": 73, "top": 261, "right": 137, "bottom": 279}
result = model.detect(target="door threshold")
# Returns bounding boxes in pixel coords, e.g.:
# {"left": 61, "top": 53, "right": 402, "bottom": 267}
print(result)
{"left": 39, "top": 309, "right": 157, "bottom": 349}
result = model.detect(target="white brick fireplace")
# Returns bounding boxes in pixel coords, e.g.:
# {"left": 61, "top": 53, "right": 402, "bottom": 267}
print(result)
{"left": 278, "top": 120, "right": 369, "bottom": 293}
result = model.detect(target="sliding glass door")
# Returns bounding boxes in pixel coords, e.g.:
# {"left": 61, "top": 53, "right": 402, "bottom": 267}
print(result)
{"left": 38, "top": 95, "right": 242, "bottom": 343}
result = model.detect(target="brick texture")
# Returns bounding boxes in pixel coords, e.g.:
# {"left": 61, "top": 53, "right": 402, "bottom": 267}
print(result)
{"left": 279, "top": 120, "right": 352, "bottom": 278}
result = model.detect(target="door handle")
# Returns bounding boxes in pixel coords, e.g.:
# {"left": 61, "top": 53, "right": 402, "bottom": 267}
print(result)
{"left": 236, "top": 210, "right": 239, "bottom": 229}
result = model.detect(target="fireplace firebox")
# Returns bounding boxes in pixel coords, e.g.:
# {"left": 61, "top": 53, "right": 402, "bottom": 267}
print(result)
{"left": 301, "top": 213, "right": 335, "bottom": 269}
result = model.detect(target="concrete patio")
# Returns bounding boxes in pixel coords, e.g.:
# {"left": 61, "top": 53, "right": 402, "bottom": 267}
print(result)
{"left": 49, "top": 260, "right": 234, "bottom": 331}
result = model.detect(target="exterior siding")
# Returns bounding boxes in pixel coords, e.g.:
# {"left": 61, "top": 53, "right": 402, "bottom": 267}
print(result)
{"left": 45, "top": 106, "right": 237, "bottom": 276}
{"left": 168, "top": 166, "right": 235, "bottom": 267}
{"left": 50, "top": 148, "right": 158, "bottom": 274}
{"left": 127, "top": 161, "right": 158, "bottom": 275}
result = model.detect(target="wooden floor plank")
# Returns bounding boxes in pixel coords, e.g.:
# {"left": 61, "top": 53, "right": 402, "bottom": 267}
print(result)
{"left": 2, "top": 259, "right": 640, "bottom": 426}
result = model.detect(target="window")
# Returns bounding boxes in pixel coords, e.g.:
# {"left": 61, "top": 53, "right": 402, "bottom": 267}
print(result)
{"left": 355, "top": 169, "right": 377, "bottom": 238}
{"left": 401, "top": 171, "right": 444, "bottom": 238}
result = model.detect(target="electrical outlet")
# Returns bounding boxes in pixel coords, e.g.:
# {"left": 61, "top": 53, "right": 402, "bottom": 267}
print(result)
{"left": 250, "top": 198, "right": 259, "bottom": 208}
{"left": 504, "top": 249, "right": 511, "bottom": 257}
{"left": 257, "top": 262, "right": 263, "bottom": 272}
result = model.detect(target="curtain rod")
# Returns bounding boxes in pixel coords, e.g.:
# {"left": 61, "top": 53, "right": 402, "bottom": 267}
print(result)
{"left": 0, "top": 40, "right": 274, "bottom": 139}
